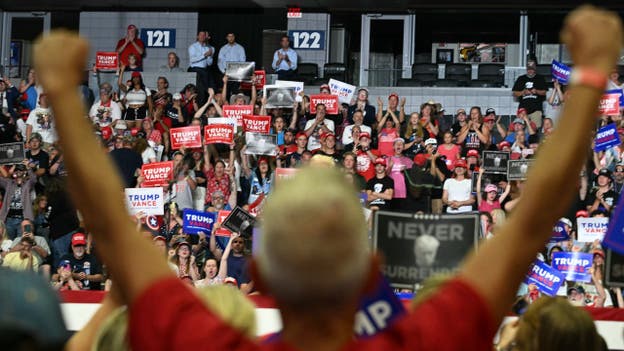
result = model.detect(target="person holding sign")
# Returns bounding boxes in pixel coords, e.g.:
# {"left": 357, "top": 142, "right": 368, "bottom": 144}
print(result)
{"left": 35, "top": 6, "right": 623, "bottom": 351}
{"left": 203, "top": 144, "right": 235, "bottom": 207}
{"left": 476, "top": 167, "right": 510, "bottom": 213}
{"left": 196, "top": 232, "right": 240, "bottom": 287}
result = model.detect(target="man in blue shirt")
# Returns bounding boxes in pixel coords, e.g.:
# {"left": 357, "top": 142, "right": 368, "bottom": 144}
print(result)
{"left": 218, "top": 32, "right": 246, "bottom": 99}
{"left": 188, "top": 31, "right": 215, "bottom": 103}
{"left": 272, "top": 35, "right": 298, "bottom": 80}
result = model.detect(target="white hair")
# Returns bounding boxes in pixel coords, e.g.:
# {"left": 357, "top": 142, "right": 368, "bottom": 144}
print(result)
{"left": 414, "top": 234, "right": 440, "bottom": 252}
{"left": 257, "top": 167, "right": 370, "bottom": 307}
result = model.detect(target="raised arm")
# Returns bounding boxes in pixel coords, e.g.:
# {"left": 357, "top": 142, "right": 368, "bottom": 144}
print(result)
{"left": 217, "top": 232, "right": 240, "bottom": 280}
{"left": 476, "top": 167, "right": 484, "bottom": 206}
{"left": 34, "top": 32, "right": 174, "bottom": 304}
{"left": 458, "top": 6, "right": 622, "bottom": 325}
{"left": 288, "top": 101, "right": 299, "bottom": 130}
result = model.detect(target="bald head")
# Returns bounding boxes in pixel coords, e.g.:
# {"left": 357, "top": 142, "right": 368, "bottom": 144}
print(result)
{"left": 257, "top": 167, "right": 370, "bottom": 308}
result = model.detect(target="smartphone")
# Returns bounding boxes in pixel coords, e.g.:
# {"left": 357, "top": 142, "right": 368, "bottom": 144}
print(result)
{"left": 24, "top": 224, "right": 32, "bottom": 234}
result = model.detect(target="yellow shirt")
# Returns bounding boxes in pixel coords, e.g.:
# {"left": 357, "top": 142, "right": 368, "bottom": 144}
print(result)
{"left": 2, "top": 252, "right": 40, "bottom": 271}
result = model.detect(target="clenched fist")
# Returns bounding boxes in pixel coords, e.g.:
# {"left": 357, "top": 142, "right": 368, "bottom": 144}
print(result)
{"left": 34, "top": 30, "right": 89, "bottom": 97}
{"left": 561, "top": 5, "right": 623, "bottom": 74}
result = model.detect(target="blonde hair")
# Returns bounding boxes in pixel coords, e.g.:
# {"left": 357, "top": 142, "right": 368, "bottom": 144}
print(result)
{"left": 258, "top": 167, "right": 369, "bottom": 308}
{"left": 490, "top": 209, "right": 507, "bottom": 233}
{"left": 92, "top": 285, "right": 256, "bottom": 351}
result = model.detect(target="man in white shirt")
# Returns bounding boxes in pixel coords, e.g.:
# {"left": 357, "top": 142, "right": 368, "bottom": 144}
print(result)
{"left": 304, "top": 104, "right": 334, "bottom": 151}
{"left": 272, "top": 35, "right": 298, "bottom": 80}
{"left": 442, "top": 159, "right": 475, "bottom": 213}
{"left": 342, "top": 109, "right": 372, "bottom": 146}
{"left": 188, "top": 31, "right": 216, "bottom": 101}
{"left": 89, "top": 82, "right": 121, "bottom": 127}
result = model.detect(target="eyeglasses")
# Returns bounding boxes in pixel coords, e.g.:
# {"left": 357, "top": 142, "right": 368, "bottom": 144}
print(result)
{"left": 232, "top": 240, "right": 244, "bottom": 244}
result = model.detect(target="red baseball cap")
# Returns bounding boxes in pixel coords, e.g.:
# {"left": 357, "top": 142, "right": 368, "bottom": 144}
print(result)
{"left": 483, "top": 115, "right": 495, "bottom": 122}
{"left": 128, "top": 24, "right": 137, "bottom": 30}
{"left": 295, "top": 132, "right": 308, "bottom": 139}
{"left": 388, "top": 92, "right": 399, "bottom": 100}
{"left": 359, "top": 132, "right": 371, "bottom": 140}
{"left": 320, "top": 84, "right": 330, "bottom": 92}
{"left": 466, "top": 149, "right": 479, "bottom": 158}
{"left": 320, "top": 132, "right": 335, "bottom": 140}
{"left": 131, "top": 71, "right": 142, "bottom": 78}
{"left": 575, "top": 210, "right": 589, "bottom": 218}
{"left": 454, "top": 159, "right": 468, "bottom": 169}
{"left": 71, "top": 232, "right": 87, "bottom": 246}
{"left": 413, "top": 154, "right": 428, "bottom": 167}
{"left": 498, "top": 141, "right": 511, "bottom": 150}
{"left": 258, "top": 156, "right": 269, "bottom": 164}
{"left": 517, "top": 108, "right": 527, "bottom": 115}
{"left": 374, "top": 158, "right": 387, "bottom": 167}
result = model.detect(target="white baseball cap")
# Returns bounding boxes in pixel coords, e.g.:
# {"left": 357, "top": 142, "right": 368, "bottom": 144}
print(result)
{"left": 424, "top": 138, "right": 438, "bottom": 146}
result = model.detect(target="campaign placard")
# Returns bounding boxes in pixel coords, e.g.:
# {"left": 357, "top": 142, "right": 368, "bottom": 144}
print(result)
{"left": 182, "top": 209, "right": 217, "bottom": 235}
{"left": 141, "top": 161, "right": 173, "bottom": 188}
{"left": 606, "top": 89, "right": 624, "bottom": 108}
{"left": 241, "top": 70, "right": 266, "bottom": 90}
{"left": 204, "top": 124, "right": 235, "bottom": 145}
{"left": 275, "top": 167, "right": 299, "bottom": 184}
{"left": 606, "top": 249, "right": 624, "bottom": 287}
{"left": 552, "top": 252, "right": 593, "bottom": 282}
{"left": 470, "top": 172, "right": 496, "bottom": 194}
{"left": 95, "top": 52, "right": 119, "bottom": 71}
{"left": 577, "top": 217, "right": 609, "bottom": 242}
{"left": 551, "top": 60, "right": 571, "bottom": 84}
{"left": 481, "top": 151, "right": 509, "bottom": 174}
{"left": 215, "top": 210, "right": 232, "bottom": 237}
{"left": 242, "top": 115, "right": 271, "bottom": 134}
{"left": 222, "top": 105, "right": 253, "bottom": 127}
{"left": 328, "top": 78, "right": 356, "bottom": 104}
{"left": 550, "top": 220, "right": 570, "bottom": 242}
{"left": 310, "top": 94, "right": 339, "bottom": 114}
{"left": 207, "top": 117, "right": 237, "bottom": 128}
{"left": 125, "top": 187, "right": 164, "bottom": 216}
{"left": 507, "top": 159, "right": 533, "bottom": 181}
{"left": 373, "top": 211, "right": 479, "bottom": 288}
{"left": 594, "top": 123, "right": 621, "bottom": 152}
{"left": 169, "top": 125, "right": 202, "bottom": 149}
{"left": 0, "top": 142, "right": 25, "bottom": 165}
{"left": 226, "top": 62, "right": 255, "bottom": 82}
{"left": 354, "top": 274, "right": 406, "bottom": 337}
{"left": 598, "top": 93, "right": 620, "bottom": 115}
{"left": 244, "top": 132, "right": 278, "bottom": 156}
{"left": 264, "top": 85, "right": 296, "bottom": 108}
{"left": 524, "top": 260, "right": 565, "bottom": 296}
{"left": 275, "top": 80, "right": 304, "bottom": 97}
{"left": 222, "top": 206, "right": 256, "bottom": 238}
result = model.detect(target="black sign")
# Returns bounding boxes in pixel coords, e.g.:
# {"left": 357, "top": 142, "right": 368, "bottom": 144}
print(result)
{"left": 264, "top": 86, "right": 296, "bottom": 108}
{"left": 606, "top": 249, "right": 624, "bottom": 287}
{"left": 0, "top": 142, "right": 25, "bottom": 165}
{"left": 226, "top": 62, "right": 255, "bottom": 82}
{"left": 507, "top": 159, "right": 534, "bottom": 181}
{"left": 245, "top": 132, "right": 278, "bottom": 156}
{"left": 482, "top": 151, "right": 510, "bottom": 174}
{"left": 373, "top": 211, "right": 479, "bottom": 289}
{"left": 222, "top": 206, "right": 256, "bottom": 238}
{"left": 471, "top": 171, "right": 498, "bottom": 194}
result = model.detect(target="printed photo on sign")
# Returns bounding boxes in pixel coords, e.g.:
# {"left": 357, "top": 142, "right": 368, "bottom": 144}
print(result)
{"left": 222, "top": 105, "right": 252, "bottom": 127}
{"left": 524, "top": 260, "right": 564, "bottom": 296}
{"left": 606, "top": 249, "right": 624, "bottom": 287}
{"left": 170, "top": 125, "right": 202, "bottom": 149}
{"left": 242, "top": 115, "right": 271, "bottom": 134}
{"left": 125, "top": 188, "right": 164, "bottom": 216}
{"left": 141, "top": 161, "right": 173, "bottom": 188}
{"left": 507, "top": 159, "right": 534, "bottom": 181}
{"left": 182, "top": 209, "right": 217, "bottom": 235}
{"left": 373, "top": 211, "right": 479, "bottom": 288}
{"left": 245, "top": 132, "right": 278, "bottom": 156}
{"left": 328, "top": 78, "right": 356, "bottom": 104}
{"left": 594, "top": 123, "right": 621, "bottom": 152}
{"left": 264, "top": 85, "right": 296, "bottom": 108}
{"left": 222, "top": 206, "right": 256, "bottom": 238}
{"left": 95, "top": 52, "right": 118, "bottom": 71}
{"left": 275, "top": 80, "right": 304, "bottom": 101}
{"left": 226, "top": 62, "right": 255, "bottom": 82}
{"left": 204, "top": 124, "right": 235, "bottom": 145}
{"left": 309, "top": 94, "right": 339, "bottom": 114}
{"left": 481, "top": 151, "right": 509, "bottom": 174}
{"left": 552, "top": 251, "right": 593, "bottom": 283}
{"left": 0, "top": 142, "right": 25, "bottom": 165}
{"left": 577, "top": 217, "right": 609, "bottom": 242}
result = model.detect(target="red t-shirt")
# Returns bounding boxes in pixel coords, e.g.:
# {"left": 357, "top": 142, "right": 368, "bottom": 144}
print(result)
{"left": 116, "top": 38, "right": 145, "bottom": 67}
{"left": 129, "top": 276, "right": 496, "bottom": 351}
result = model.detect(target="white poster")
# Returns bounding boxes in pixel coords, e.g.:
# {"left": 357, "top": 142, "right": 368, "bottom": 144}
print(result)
{"left": 125, "top": 187, "right": 164, "bottom": 216}
{"left": 328, "top": 78, "right": 355, "bottom": 104}
{"left": 577, "top": 217, "right": 609, "bottom": 243}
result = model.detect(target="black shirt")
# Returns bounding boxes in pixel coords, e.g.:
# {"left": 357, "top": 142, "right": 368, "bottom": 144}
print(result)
{"left": 586, "top": 187, "right": 619, "bottom": 213}
{"left": 366, "top": 175, "right": 394, "bottom": 210}
{"left": 512, "top": 74, "right": 547, "bottom": 113}
{"left": 60, "top": 253, "right": 103, "bottom": 290}
{"left": 26, "top": 149, "right": 50, "bottom": 173}
{"left": 109, "top": 148, "right": 143, "bottom": 188}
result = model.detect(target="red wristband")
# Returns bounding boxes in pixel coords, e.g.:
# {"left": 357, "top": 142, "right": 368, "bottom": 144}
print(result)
{"left": 569, "top": 67, "right": 608, "bottom": 90}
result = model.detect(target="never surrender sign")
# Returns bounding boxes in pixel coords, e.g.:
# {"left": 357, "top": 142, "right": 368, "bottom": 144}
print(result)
{"left": 170, "top": 125, "right": 202, "bottom": 149}
{"left": 182, "top": 209, "right": 217, "bottom": 235}
{"left": 481, "top": 151, "right": 509, "bottom": 174}
{"left": 125, "top": 187, "right": 164, "bottom": 215}
{"left": 242, "top": 115, "right": 271, "bottom": 134}
{"left": 141, "top": 161, "right": 173, "bottom": 187}
{"left": 310, "top": 94, "right": 339, "bottom": 114}
{"left": 95, "top": 52, "right": 118, "bottom": 71}
{"left": 507, "top": 159, "right": 533, "bottom": 181}
{"left": 524, "top": 260, "right": 564, "bottom": 296}
{"left": 222, "top": 105, "right": 253, "bottom": 127}
{"left": 204, "top": 124, "right": 234, "bottom": 144}
{"left": 552, "top": 252, "right": 593, "bottom": 283}
{"left": 373, "top": 211, "right": 479, "bottom": 288}
{"left": 0, "top": 142, "right": 25, "bottom": 165}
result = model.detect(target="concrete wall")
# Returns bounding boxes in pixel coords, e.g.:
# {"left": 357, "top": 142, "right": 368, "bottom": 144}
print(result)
{"left": 287, "top": 13, "right": 330, "bottom": 77}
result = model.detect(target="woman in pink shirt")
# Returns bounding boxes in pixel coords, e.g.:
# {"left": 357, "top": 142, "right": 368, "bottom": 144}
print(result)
{"left": 476, "top": 167, "right": 511, "bottom": 213}
{"left": 437, "top": 131, "right": 461, "bottom": 170}
{"left": 387, "top": 138, "right": 413, "bottom": 210}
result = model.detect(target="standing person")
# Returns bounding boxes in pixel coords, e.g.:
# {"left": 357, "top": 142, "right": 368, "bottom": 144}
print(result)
{"left": 366, "top": 158, "right": 394, "bottom": 211}
{"left": 25, "top": 94, "right": 57, "bottom": 146}
{"left": 442, "top": 159, "right": 475, "bottom": 213}
{"left": 512, "top": 59, "right": 548, "bottom": 128}
{"left": 115, "top": 24, "right": 145, "bottom": 69}
{"left": 387, "top": 139, "right": 413, "bottom": 211}
{"left": 209, "top": 225, "right": 252, "bottom": 293}
{"left": 0, "top": 76, "right": 19, "bottom": 119}
{"left": 0, "top": 163, "right": 36, "bottom": 239}
{"left": 272, "top": 35, "right": 298, "bottom": 80}
{"left": 188, "top": 31, "right": 215, "bottom": 101}
{"left": 109, "top": 136, "right": 143, "bottom": 188}
{"left": 218, "top": 32, "right": 246, "bottom": 97}
{"left": 118, "top": 70, "right": 153, "bottom": 128}
{"left": 36, "top": 7, "right": 621, "bottom": 350}
{"left": 89, "top": 83, "right": 122, "bottom": 128}
{"left": 456, "top": 106, "right": 490, "bottom": 154}
{"left": 304, "top": 104, "right": 335, "bottom": 151}
{"left": 476, "top": 168, "right": 511, "bottom": 213}
{"left": 347, "top": 88, "right": 376, "bottom": 127}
